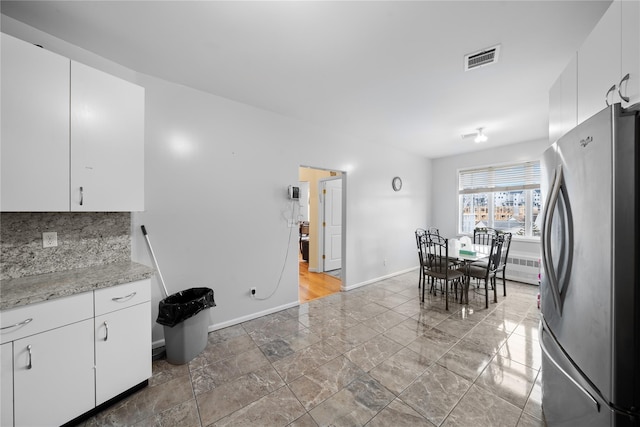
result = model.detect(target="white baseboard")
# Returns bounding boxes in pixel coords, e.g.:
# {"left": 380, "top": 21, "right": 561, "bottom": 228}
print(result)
{"left": 342, "top": 267, "right": 418, "bottom": 292}
{"left": 152, "top": 300, "right": 300, "bottom": 349}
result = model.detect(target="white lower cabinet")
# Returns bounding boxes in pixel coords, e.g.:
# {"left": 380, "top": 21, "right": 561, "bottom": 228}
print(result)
{"left": 13, "top": 319, "right": 95, "bottom": 427}
{"left": 95, "top": 280, "right": 151, "bottom": 405}
{"left": 0, "top": 279, "right": 152, "bottom": 426}
{"left": 1, "top": 342, "right": 13, "bottom": 426}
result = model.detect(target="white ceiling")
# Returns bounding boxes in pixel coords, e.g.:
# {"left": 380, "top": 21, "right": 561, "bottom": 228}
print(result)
{"left": 1, "top": 1, "right": 611, "bottom": 158}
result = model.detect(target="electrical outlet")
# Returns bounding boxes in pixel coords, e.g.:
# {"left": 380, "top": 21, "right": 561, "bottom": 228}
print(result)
{"left": 42, "top": 232, "right": 58, "bottom": 248}
{"left": 250, "top": 287, "right": 256, "bottom": 297}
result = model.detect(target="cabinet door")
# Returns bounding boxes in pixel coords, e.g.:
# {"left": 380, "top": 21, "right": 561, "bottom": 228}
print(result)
{"left": 13, "top": 319, "right": 95, "bottom": 427}
{"left": 549, "top": 54, "right": 578, "bottom": 143}
{"left": 620, "top": 0, "right": 640, "bottom": 107}
{"left": 577, "top": 0, "right": 621, "bottom": 124}
{"left": 95, "top": 301, "right": 151, "bottom": 405}
{"left": 1, "top": 342, "right": 12, "bottom": 426}
{"left": 70, "top": 61, "right": 145, "bottom": 211}
{"left": 1, "top": 33, "right": 70, "bottom": 211}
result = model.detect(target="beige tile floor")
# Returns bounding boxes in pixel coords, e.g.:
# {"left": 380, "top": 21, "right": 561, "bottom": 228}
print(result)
{"left": 81, "top": 272, "right": 546, "bottom": 427}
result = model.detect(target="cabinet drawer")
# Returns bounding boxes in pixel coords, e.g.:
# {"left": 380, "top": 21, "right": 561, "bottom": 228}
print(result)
{"left": 94, "top": 279, "right": 151, "bottom": 316}
{"left": 0, "top": 292, "right": 93, "bottom": 344}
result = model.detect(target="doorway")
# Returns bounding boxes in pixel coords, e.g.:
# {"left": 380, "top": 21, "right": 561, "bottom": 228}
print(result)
{"left": 298, "top": 166, "right": 344, "bottom": 303}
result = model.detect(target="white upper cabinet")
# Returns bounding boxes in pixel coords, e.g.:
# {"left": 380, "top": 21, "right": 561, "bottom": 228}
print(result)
{"left": 1, "top": 33, "right": 70, "bottom": 211}
{"left": 554, "top": 0, "right": 640, "bottom": 132}
{"left": 1, "top": 33, "right": 145, "bottom": 212}
{"left": 577, "top": 0, "right": 639, "bottom": 124}
{"left": 620, "top": 0, "right": 640, "bottom": 108}
{"left": 71, "top": 61, "right": 145, "bottom": 211}
{"left": 577, "top": 0, "right": 622, "bottom": 124}
{"left": 549, "top": 54, "right": 578, "bottom": 143}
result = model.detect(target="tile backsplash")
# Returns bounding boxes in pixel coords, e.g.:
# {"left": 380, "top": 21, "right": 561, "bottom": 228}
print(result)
{"left": 1, "top": 212, "right": 131, "bottom": 280}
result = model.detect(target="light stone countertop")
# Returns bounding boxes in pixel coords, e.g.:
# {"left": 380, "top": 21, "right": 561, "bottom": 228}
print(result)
{"left": 0, "top": 262, "right": 155, "bottom": 311}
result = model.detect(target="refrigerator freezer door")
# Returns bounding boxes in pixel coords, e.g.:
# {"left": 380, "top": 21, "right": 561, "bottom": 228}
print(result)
{"left": 541, "top": 106, "right": 614, "bottom": 399}
{"left": 540, "top": 319, "right": 613, "bottom": 426}
{"left": 541, "top": 162, "right": 573, "bottom": 316}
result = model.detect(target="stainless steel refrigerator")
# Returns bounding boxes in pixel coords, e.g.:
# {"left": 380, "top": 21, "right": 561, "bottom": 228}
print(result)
{"left": 540, "top": 103, "right": 640, "bottom": 426}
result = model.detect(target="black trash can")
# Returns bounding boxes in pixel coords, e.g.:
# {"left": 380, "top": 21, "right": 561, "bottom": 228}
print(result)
{"left": 157, "top": 287, "right": 216, "bottom": 365}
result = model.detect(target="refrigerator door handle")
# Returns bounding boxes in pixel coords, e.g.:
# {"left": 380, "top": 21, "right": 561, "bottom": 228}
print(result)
{"left": 541, "top": 165, "right": 564, "bottom": 314}
{"left": 539, "top": 319, "right": 600, "bottom": 412}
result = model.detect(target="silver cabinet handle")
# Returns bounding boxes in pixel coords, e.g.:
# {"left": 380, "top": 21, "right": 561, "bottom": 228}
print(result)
{"left": 605, "top": 84, "right": 617, "bottom": 106}
{"left": 103, "top": 321, "right": 109, "bottom": 341}
{"left": 0, "top": 317, "right": 33, "bottom": 330}
{"left": 112, "top": 292, "right": 136, "bottom": 302}
{"left": 79, "top": 186, "right": 84, "bottom": 206}
{"left": 539, "top": 319, "right": 600, "bottom": 412}
{"left": 27, "top": 345, "right": 33, "bottom": 370}
{"left": 618, "top": 73, "right": 630, "bottom": 103}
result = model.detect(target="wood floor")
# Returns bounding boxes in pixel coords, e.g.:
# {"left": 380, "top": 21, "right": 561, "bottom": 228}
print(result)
{"left": 298, "top": 260, "right": 342, "bottom": 303}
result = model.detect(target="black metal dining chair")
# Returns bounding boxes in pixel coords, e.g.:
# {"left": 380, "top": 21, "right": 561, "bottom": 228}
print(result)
{"left": 415, "top": 228, "right": 427, "bottom": 290}
{"left": 426, "top": 227, "right": 440, "bottom": 236}
{"left": 415, "top": 227, "right": 441, "bottom": 290}
{"left": 463, "top": 234, "right": 504, "bottom": 308}
{"left": 473, "top": 226, "right": 498, "bottom": 246}
{"left": 422, "top": 233, "right": 464, "bottom": 311}
{"left": 497, "top": 232, "right": 512, "bottom": 296}
{"left": 471, "top": 231, "right": 512, "bottom": 297}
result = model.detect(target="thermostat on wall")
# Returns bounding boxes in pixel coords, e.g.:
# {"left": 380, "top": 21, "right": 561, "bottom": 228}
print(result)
{"left": 288, "top": 185, "right": 300, "bottom": 200}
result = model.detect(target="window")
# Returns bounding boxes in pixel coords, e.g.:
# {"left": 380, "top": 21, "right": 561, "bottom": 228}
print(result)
{"left": 458, "top": 161, "right": 541, "bottom": 237}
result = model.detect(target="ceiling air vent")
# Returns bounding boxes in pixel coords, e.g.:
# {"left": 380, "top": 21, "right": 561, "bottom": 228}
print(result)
{"left": 464, "top": 44, "right": 501, "bottom": 71}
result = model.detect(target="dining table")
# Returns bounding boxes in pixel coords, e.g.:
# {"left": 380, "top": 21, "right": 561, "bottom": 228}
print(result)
{"left": 449, "top": 242, "right": 491, "bottom": 305}
{"left": 424, "top": 239, "right": 491, "bottom": 308}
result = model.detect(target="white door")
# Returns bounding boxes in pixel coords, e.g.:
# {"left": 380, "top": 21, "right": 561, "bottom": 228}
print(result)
{"left": 322, "top": 178, "right": 342, "bottom": 272}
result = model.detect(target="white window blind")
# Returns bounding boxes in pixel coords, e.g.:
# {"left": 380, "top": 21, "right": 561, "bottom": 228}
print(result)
{"left": 459, "top": 161, "right": 540, "bottom": 194}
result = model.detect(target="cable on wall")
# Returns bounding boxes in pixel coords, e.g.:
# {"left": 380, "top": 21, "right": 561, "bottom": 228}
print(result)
{"left": 254, "top": 200, "right": 297, "bottom": 300}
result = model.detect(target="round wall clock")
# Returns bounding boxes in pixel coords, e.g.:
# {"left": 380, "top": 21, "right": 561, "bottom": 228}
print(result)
{"left": 392, "top": 176, "right": 403, "bottom": 191}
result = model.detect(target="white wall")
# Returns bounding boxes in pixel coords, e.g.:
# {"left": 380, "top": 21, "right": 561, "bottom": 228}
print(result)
{"left": 2, "top": 17, "right": 431, "bottom": 343}
{"left": 431, "top": 138, "right": 550, "bottom": 259}
{"left": 133, "top": 74, "right": 431, "bottom": 341}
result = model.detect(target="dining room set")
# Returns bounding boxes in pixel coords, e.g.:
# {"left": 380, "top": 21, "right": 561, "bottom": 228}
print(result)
{"left": 415, "top": 227, "right": 513, "bottom": 311}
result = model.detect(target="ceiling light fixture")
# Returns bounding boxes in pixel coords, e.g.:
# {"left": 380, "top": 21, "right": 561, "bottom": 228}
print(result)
{"left": 474, "top": 127, "right": 487, "bottom": 143}
{"left": 461, "top": 127, "right": 488, "bottom": 143}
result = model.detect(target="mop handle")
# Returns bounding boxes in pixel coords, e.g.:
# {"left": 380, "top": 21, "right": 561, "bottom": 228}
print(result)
{"left": 141, "top": 225, "right": 170, "bottom": 297}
